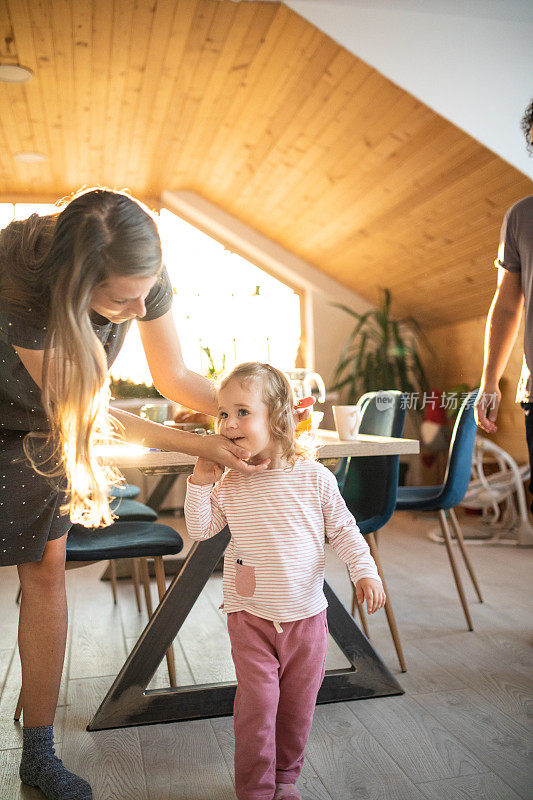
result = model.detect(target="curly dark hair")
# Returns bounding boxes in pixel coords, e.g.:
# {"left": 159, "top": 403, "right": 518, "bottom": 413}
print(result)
{"left": 521, "top": 99, "right": 533, "bottom": 156}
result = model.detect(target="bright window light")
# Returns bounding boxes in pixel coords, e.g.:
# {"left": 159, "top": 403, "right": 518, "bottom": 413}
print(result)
{"left": 110, "top": 208, "right": 301, "bottom": 385}
{"left": 14, "top": 203, "right": 58, "bottom": 219}
{"left": 0, "top": 203, "right": 302, "bottom": 388}
{"left": 0, "top": 203, "right": 59, "bottom": 228}
{"left": 0, "top": 204, "right": 14, "bottom": 230}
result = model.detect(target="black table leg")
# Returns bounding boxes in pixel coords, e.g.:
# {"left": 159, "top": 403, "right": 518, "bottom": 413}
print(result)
{"left": 88, "top": 527, "right": 402, "bottom": 731}
{"left": 145, "top": 472, "right": 180, "bottom": 512}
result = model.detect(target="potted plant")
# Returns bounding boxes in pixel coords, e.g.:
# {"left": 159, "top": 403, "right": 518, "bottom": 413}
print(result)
{"left": 109, "top": 377, "right": 163, "bottom": 399}
{"left": 331, "top": 288, "right": 432, "bottom": 408}
{"left": 331, "top": 289, "right": 434, "bottom": 485}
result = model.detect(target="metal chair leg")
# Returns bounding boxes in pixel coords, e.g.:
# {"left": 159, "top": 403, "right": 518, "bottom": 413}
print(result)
{"left": 438, "top": 510, "right": 474, "bottom": 630}
{"left": 448, "top": 508, "right": 483, "bottom": 602}
{"left": 367, "top": 532, "right": 406, "bottom": 672}
{"left": 131, "top": 558, "right": 142, "bottom": 613}
{"left": 153, "top": 556, "right": 177, "bottom": 687}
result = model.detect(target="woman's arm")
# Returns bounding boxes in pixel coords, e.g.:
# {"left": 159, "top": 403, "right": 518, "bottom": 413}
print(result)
{"left": 110, "top": 406, "right": 267, "bottom": 474}
{"left": 13, "top": 342, "right": 269, "bottom": 474}
{"left": 137, "top": 310, "right": 217, "bottom": 415}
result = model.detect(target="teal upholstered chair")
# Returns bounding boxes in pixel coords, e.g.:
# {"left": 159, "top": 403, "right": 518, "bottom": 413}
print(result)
{"left": 337, "top": 390, "right": 407, "bottom": 671}
{"left": 396, "top": 389, "right": 483, "bottom": 630}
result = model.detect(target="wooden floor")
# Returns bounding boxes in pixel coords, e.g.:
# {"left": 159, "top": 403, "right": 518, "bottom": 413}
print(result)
{"left": 1, "top": 511, "right": 532, "bottom": 800}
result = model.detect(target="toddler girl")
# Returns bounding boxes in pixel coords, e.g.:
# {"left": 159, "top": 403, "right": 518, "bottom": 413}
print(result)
{"left": 184, "top": 362, "right": 385, "bottom": 800}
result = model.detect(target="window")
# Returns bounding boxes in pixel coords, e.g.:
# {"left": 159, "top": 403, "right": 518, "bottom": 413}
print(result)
{"left": 0, "top": 203, "right": 302, "bottom": 385}
{"left": 111, "top": 208, "right": 302, "bottom": 385}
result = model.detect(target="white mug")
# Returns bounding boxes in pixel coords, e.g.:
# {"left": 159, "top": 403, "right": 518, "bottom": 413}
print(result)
{"left": 140, "top": 403, "right": 169, "bottom": 424}
{"left": 333, "top": 405, "right": 362, "bottom": 440}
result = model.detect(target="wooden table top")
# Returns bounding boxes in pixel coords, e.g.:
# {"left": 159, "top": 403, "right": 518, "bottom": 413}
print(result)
{"left": 102, "top": 430, "right": 419, "bottom": 474}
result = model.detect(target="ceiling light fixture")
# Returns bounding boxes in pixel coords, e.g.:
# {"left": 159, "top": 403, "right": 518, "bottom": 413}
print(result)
{"left": 0, "top": 63, "right": 34, "bottom": 83}
{"left": 14, "top": 151, "right": 48, "bottom": 163}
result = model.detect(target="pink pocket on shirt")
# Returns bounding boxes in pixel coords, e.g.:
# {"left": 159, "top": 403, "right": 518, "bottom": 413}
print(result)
{"left": 235, "top": 559, "right": 256, "bottom": 597}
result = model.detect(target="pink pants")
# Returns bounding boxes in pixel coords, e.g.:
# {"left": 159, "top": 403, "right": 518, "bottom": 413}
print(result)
{"left": 227, "top": 609, "right": 329, "bottom": 800}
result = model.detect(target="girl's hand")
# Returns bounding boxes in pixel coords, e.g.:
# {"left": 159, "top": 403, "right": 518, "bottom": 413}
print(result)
{"left": 355, "top": 578, "right": 386, "bottom": 614}
{"left": 196, "top": 433, "right": 270, "bottom": 475}
{"left": 190, "top": 457, "right": 224, "bottom": 486}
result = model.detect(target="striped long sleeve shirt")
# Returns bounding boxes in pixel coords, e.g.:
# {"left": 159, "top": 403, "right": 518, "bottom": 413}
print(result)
{"left": 184, "top": 459, "right": 381, "bottom": 623}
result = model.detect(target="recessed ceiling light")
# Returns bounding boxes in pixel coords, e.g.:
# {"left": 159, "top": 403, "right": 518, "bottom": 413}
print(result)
{"left": 0, "top": 64, "right": 33, "bottom": 83}
{"left": 14, "top": 152, "right": 48, "bottom": 163}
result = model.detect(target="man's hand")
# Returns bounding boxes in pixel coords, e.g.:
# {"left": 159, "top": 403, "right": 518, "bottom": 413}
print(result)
{"left": 355, "top": 577, "right": 386, "bottom": 614}
{"left": 475, "top": 385, "right": 501, "bottom": 433}
{"left": 190, "top": 457, "right": 224, "bottom": 486}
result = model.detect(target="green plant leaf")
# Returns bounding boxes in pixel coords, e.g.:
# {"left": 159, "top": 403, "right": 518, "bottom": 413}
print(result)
{"left": 330, "top": 288, "right": 430, "bottom": 405}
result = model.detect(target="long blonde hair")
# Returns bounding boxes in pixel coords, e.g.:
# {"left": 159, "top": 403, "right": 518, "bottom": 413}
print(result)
{"left": 219, "top": 362, "right": 316, "bottom": 467}
{"left": 0, "top": 188, "right": 163, "bottom": 526}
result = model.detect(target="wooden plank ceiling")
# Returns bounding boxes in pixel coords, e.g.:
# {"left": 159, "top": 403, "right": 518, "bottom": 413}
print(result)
{"left": 0, "top": 0, "right": 531, "bottom": 328}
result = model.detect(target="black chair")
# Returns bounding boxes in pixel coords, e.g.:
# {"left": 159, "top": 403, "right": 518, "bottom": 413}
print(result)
{"left": 106, "top": 496, "right": 158, "bottom": 610}
{"left": 338, "top": 391, "right": 407, "bottom": 671}
{"left": 14, "top": 496, "right": 158, "bottom": 609}
{"left": 396, "top": 389, "right": 483, "bottom": 630}
{"left": 14, "top": 519, "right": 183, "bottom": 722}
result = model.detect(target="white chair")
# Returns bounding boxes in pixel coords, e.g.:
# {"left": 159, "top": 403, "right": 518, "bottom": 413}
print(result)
{"left": 458, "top": 436, "right": 533, "bottom": 547}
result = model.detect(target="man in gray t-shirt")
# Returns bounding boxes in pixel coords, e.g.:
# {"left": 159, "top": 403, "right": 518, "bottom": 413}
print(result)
{"left": 476, "top": 101, "right": 533, "bottom": 507}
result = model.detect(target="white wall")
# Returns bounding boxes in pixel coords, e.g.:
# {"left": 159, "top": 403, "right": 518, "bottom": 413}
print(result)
{"left": 286, "top": 0, "right": 533, "bottom": 178}
{"left": 161, "top": 189, "right": 371, "bottom": 391}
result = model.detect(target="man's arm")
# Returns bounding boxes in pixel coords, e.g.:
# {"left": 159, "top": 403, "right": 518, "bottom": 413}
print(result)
{"left": 475, "top": 267, "right": 523, "bottom": 433}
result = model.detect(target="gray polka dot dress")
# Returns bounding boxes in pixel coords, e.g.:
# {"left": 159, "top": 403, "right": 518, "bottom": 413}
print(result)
{"left": 0, "top": 267, "right": 173, "bottom": 566}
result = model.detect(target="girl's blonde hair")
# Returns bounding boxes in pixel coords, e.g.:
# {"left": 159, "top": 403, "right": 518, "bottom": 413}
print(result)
{"left": 219, "top": 362, "right": 316, "bottom": 467}
{"left": 0, "top": 188, "right": 163, "bottom": 527}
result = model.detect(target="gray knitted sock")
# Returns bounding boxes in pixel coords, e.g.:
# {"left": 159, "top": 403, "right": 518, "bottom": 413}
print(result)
{"left": 19, "top": 725, "right": 92, "bottom": 800}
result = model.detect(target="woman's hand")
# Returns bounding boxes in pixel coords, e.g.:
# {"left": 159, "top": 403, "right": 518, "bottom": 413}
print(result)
{"left": 196, "top": 434, "right": 270, "bottom": 475}
{"left": 190, "top": 457, "right": 224, "bottom": 486}
{"left": 355, "top": 577, "right": 386, "bottom": 614}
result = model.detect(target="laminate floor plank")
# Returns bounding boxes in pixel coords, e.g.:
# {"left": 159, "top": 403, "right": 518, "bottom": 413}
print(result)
{"left": 384, "top": 640, "right": 464, "bottom": 695}
{"left": 0, "top": 651, "right": 13, "bottom": 694}
{"left": 114, "top": 569, "right": 152, "bottom": 641}
{"left": 176, "top": 589, "right": 236, "bottom": 685}
{"left": 304, "top": 702, "right": 428, "bottom": 800}
{"left": 412, "top": 632, "right": 533, "bottom": 730}
{"left": 346, "top": 694, "right": 487, "bottom": 782}
{"left": 483, "top": 630, "right": 533, "bottom": 678}
{"left": 417, "top": 772, "right": 525, "bottom": 800}
{"left": 63, "top": 676, "right": 149, "bottom": 800}
{"left": 68, "top": 563, "right": 128, "bottom": 681}
{"left": 412, "top": 688, "right": 533, "bottom": 798}
{"left": 139, "top": 720, "right": 236, "bottom": 800}
{"left": 0, "top": 566, "right": 20, "bottom": 644}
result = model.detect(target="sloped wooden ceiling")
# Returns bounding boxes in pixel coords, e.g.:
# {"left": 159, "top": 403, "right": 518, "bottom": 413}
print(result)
{"left": 0, "top": 0, "right": 531, "bottom": 328}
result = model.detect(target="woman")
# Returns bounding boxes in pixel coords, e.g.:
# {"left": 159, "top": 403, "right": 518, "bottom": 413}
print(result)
{"left": 0, "top": 188, "right": 272, "bottom": 800}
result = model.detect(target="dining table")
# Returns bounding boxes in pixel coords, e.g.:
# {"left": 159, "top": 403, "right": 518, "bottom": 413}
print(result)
{"left": 88, "top": 430, "right": 419, "bottom": 731}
